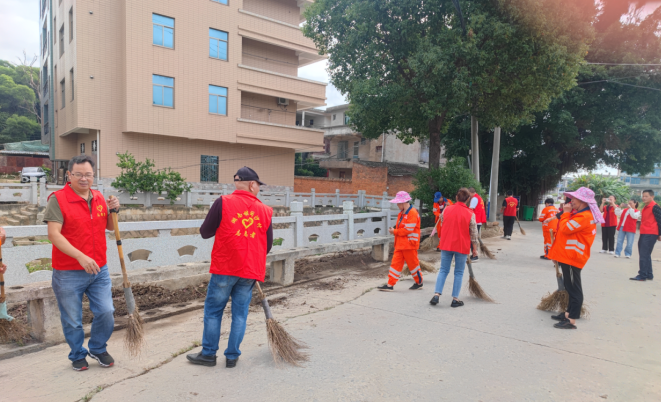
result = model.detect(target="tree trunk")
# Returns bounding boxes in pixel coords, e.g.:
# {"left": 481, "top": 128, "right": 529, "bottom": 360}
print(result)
{"left": 428, "top": 115, "right": 445, "bottom": 170}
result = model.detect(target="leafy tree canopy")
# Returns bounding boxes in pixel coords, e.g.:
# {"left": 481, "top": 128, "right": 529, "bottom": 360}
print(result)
{"left": 0, "top": 59, "right": 41, "bottom": 145}
{"left": 294, "top": 153, "right": 327, "bottom": 177}
{"left": 0, "top": 114, "right": 40, "bottom": 144}
{"left": 568, "top": 174, "right": 633, "bottom": 205}
{"left": 303, "top": 0, "right": 595, "bottom": 168}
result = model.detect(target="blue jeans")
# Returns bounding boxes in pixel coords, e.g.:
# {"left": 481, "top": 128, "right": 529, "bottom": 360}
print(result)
{"left": 638, "top": 234, "right": 657, "bottom": 280}
{"left": 615, "top": 228, "right": 635, "bottom": 257}
{"left": 51, "top": 265, "right": 115, "bottom": 362}
{"left": 201, "top": 274, "right": 256, "bottom": 359}
{"left": 434, "top": 250, "right": 467, "bottom": 298}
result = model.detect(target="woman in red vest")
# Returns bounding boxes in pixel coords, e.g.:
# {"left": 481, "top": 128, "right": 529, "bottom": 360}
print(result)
{"left": 614, "top": 199, "right": 640, "bottom": 258}
{"left": 429, "top": 188, "right": 479, "bottom": 307}
{"left": 599, "top": 195, "right": 618, "bottom": 254}
{"left": 45, "top": 155, "right": 120, "bottom": 371}
{"left": 188, "top": 167, "right": 274, "bottom": 368}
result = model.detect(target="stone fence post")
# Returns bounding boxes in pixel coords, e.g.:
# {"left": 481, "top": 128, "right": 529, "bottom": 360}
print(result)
{"left": 343, "top": 200, "right": 354, "bottom": 241}
{"left": 38, "top": 179, "right": 46, "bottom": 206}
{"left": 381, "top": 199, "right": 392, "bottom": 233}
{"left": 285, "top": 188, "right": 290, "bottom": 206}
{"left": 335, "top": 189, "right": 340, "bottom": 206}
{"left": 30, "top": 177, "right": 38, "bottom": 205}
{"left": 311, "top": 188, "right": 316, "bottom": 207}
{"left": 290, "top": 201, "right": 304, "bottom": 247}
{"left": 222, "top": 184, "right": 228, "bottom": 195}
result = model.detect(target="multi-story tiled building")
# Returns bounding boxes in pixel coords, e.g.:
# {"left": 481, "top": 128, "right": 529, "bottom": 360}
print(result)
{"left": 39, "top": 0, "right": 326, "bottom": 186}
{"left": 620, "top": 164, "right": 661, "bottom": 195}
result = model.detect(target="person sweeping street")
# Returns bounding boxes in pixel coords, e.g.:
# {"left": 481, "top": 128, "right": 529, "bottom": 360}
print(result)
{"left": 187, "top": 167, "right": 274, "bottom": 368}
{"left": 500, "top": 191, "right": 519, "bottom": 240}
{"left": 547, "top": 187, "right": 602, "bottom": 329}
{"left": 468, "top": 187, "right": 486, "bottom": 262}
{"left": 630, "top": 190, "right": 661, "bottom": 282}
{"left": 429, "top": 188, "right": 479, "bottom": 307}
{"left": 432, "top": 191, "right": 453, "bottom": 252}
{"left": 538, "top": 198, "right": 559, "bottom": 260}
{"left": 377, "top": 191, "right": 423, "bottom": 291}
{"left": 44, "top": 155, "right": 120, "bottom": 371}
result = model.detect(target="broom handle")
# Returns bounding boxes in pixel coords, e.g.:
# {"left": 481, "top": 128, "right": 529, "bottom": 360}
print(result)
{"left": 0, "top": 244, "right": 4, "bottom": 303}
{"left": 255, "top": 281, "right": 265, "bottom": 299}
{"left": 255, "top": 282, "right": 274, "bottom": 320}
{"left": 466, "top": 256, "right": 474, "bottom": 278}
{"left": 549, "top": 230, "right": 561, "bottom": 278}
{"left": 109, "top": 196, "right": 130, "bottom": 289}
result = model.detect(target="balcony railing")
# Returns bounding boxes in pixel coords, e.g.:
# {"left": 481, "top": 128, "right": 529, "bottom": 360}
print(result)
{"left": 241, "top": 104, "right": 296, "bottom": 126}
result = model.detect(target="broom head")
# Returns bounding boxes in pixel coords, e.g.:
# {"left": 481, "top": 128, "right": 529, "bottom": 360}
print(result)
{"left": 401, "top": 261, "right": 438, "bottom": 276}
{"left": 479, "top": 242, "right": 496, "bottom": 259}
{"left": 419, "top": 234, "right": 438, "bottom": 252}
{"left": 123, "top": 287, "right": 145, "bottom": 358}
{"left": 468, "top": 277, "right": 495, "bottom": 303}
{"left": 537, "top": 290, "right": 567, "bottom": 312}
{"left": 520, "top": 227, "right": 527, "bottom": 235}
{"left": 266, "top": 318, "right": 308, "bottom": 367}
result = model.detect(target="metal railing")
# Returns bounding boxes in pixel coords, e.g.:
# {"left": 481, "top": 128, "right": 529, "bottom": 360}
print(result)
{"left": 241, "top": 104, "right": 296, "bottom": 126}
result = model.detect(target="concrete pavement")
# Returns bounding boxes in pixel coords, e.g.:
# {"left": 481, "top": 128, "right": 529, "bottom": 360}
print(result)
{"left": 2, "top": 222, "right": 661, "bottom": 401}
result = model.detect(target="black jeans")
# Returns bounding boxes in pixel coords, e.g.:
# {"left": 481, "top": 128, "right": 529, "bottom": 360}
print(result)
{"left": 601, "top": 226, "right": 616, "bottom": 252}
{"left": 638, "top": 234, "right": 657, "bottom": 280}
{"left": 559, "top": 263, "right": 583, "bottom": 320}
{"left": 503, "top": 216, "right": 516, "bottom": 237}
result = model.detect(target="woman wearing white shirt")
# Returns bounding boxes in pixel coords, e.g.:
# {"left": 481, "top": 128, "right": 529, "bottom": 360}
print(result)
{"left": 615, "top": 199, "right": 641, "bottom": 258}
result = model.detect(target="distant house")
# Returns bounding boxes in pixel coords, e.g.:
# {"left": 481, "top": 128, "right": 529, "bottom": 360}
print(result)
{"left": 620, "top": 164, "right": 661, "bottom": 195}
{"left": 0, "top": 141, "right": 52, "bottom": 174}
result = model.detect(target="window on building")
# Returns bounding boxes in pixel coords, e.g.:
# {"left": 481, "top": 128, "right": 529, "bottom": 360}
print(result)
{"left": 91, "top": 140, "right": 97, "bottom": 153}
{"left": 211, "top": 0, "right": 229, "bottom": 5}
{"left": 376, "top": 145, "right": 382, "bottom": 153}
{"left": 337, "top": 141, "right": 348, "bottom": 159}
{"left": 69, "top": 7, "right": 73, "bottom": 42}
{"left": 353, "top": 141, "right": 359, "bottom": 159}
{"left": 60, "top": 79, "right": 65, "bottom": 108}
{"left": 631, "top": 177, "right": 641, "bottom": 184}
{"left": 333, "top": 114, "right": 336, "bottom": 121}
{"left": 324, "top": 138, "right": 330, "bottom": 154}
{"left": 201, "top": 155, "right": 219, "bottom": 182}
{"left": 655, "top": 168, "right": 661, "bottom": 177}
{"left": 42, "top": 23, "right": 47, "bottom": 56}
{"left": 70, "top": 69, "right": 74, "bottom": 101}
{"left": 59, "top": 24, "right": 64, "bottom": 57}
{"left": 651, "top": 178, "right": 660, "bottom": 185}
{"left": 344, "top": 114, "right": 350, "bottom": 125}
{"left": 208, "top": 85, "right": 228, "bottom": 115}
{"left": 209, "top": 28, "right": 228, "bottom": 60}
{"left": 339, "top": 171, "right": 346, "bottom": 179}
{"left": 309, "top": 119, "right": 314, "bottom": 126}
{"left": 625, "top": 176, "right": 631, "bottom": 183}
{"left": 153, "top": 14, "right": 174, "bottom": 48}
{"left": 152, "top": 75, "right": 174, "bottom": 107}
{"left": 360, "top": 137, "right": 366, "bottom": 145}
{"left": 80, "top": 143, "right": 85, "bottom": 154}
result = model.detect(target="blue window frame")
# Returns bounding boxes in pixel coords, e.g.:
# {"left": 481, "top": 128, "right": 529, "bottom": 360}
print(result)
{"left": 631, "top": 177, "right": 641, "bottom": 184}
{"left": 209, "top": 85, "right": 227, "bottom": 115}
{"left": 625, "top": 177, "right": 631, "bottom": 183}
{"left": 211, "top": 0, "right": 229, "bottom": 5}
{"left": 209, "top": 29, "right": 228, "bottom": 60}
{"left": 153, "top": 75, "right": 174, "bottom": 107}
{"left": 153, "top": 14, "right": 174, "bottom": 48}
{"left": 654, "top": 168, "right": 661, "bottom": 177}
{"left": 651, "top": 178, "right": 660, "bottom": 185}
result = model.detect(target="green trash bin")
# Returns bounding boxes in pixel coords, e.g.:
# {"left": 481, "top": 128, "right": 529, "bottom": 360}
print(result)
{"left": 522, "top": 206, "right": 535, "bottom": 221}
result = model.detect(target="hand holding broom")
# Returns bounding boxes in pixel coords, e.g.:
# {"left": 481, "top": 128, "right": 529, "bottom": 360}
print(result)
{"left": 109, "top": 196, "right": 145, "bottom": 357}
{"left": 254, "top": 282, "right": 308, "bottom": 366}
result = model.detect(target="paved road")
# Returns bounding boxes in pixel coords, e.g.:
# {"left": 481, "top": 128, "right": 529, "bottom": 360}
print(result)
{"left": 2, "top": 222, "right": 660, "bottom": 401}
{"left": 93, "top": 223, "right": 661, "bottom": 402}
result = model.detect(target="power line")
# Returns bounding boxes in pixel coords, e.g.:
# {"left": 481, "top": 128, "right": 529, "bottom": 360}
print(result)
{"left": 578, "top": 79, "right": 661, "bottom": 92}
{"left": 585, "top": 62, "right": 661, "bottom": 66}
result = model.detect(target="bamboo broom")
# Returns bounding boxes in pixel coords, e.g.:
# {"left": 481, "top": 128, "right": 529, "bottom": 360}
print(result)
{"left": 109, "top": 198, "right": 145, "bottom": 357}
{"left": 478, "top": 238, "right": 496, "bottom": 259}
{"left": 515, "top": 216, "right": 527, "bottom": 235}
{"left": 465, "top": 256, "right": 495, "bottom": 302}
{"left": 537, "top": 230, "right": 568, "bottom": 312}
{"left": 255, "top": 282, "right": 308, "bottom": 366}
{"left": 401, "top": 260, "right": 438, "bottom": 276}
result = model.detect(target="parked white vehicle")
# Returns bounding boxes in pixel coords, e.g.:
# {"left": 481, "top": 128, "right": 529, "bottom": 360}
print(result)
{"left": 20, "top": 167, "right": 46, "bottom": 183}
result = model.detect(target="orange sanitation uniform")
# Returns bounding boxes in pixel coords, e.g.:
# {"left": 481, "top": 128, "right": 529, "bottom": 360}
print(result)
{"left": 388, "top": 206, "right": 422, "bottom": 286}
{"left": 548, "top": 209, "right": 597, "bottom": 269}
{"left": 539, "top": 205, "right": 559, "bottom": 257}
{"left": 433, "top": 199, "right": 453, "bottom": 243}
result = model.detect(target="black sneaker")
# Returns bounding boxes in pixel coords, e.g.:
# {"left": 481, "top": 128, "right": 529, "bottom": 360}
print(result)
{"left": 88, "top": 351, "right": 114, "bottom": 368}
{"left": 226, "top": 357, "right": 239, "bottom": 368}
{"left": 430, "top": 295, "right": 440, "bottom": 305}
{"left": 187, "top": 352, "right": 217, "bottom": 367}
{"left": 551, "top": 313, "right": 568, "bottom": 322}
{"left": 630, "top": 276, "right": 646, "bottom": 281}
{"left": 540, "top": 255, "right": 550, "bottom": 260}
{"left": 72, "top": 358, "right": 89, "bottom": 371}
{"left": 377, "top": 284, "right": 394, "bottom": 292}
{"left": 450, "top": 300, "right": 464, "bottom": 308}
{"left": 409, "top": 283, "right": 423, "bottom": 290}
{"left": 554, "top": 321, "right": 577, "bottom": 329}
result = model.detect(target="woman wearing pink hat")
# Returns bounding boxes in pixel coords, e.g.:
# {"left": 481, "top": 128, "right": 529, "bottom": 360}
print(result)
{"left": 378, "top": 191, "right": 423, "bottom": 291}
{"left": 547, "top": 187, "right": 603, "bottom": 329}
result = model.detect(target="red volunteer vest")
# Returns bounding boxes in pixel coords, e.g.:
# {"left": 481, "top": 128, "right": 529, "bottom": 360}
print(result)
{"left": 472, "top": 194, "right": 486, "bottom": 224}
{"left": 640, "top": 201, "right": 659, "bottom": 235}
{"left": 504, "top": 197, "right": 518, "bottom": 216}
{"left": 210, "top": 190, "right": 273, "bottom": 281}
{"left": 601, "top": 206, "right": 617, "bottom": 228}
{"left": 438, "top": 202, "right": 473, "bottom": 254}
{"left": 616, "top": 208, "right": 638, "bottom": 233}
{"left": 51, "top": 184, "right": 108, "bottom": 271}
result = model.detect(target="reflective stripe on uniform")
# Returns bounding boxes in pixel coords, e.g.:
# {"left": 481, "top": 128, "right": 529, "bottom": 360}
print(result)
{"left": 565, "top": 246, "right": 584, "bottom": 255}
{"left": 388, "top": 267, "right": 401, "bottom": 279}
{"left": 404, "top": 223, "right": 417, "bottom": 227}
{"left": 569, "top": 220, "right": 580, "bottom": 229}
{"left": 409, "top": 265, "right": 421, "bottom": 274}
{"left": 406, "top": 227, "right": 415, "bottom": 231}
{"left": 566, "top": 222, "right": 574, "bottom": 231}
{"left": 566, "top": 239, "right": 585, "bottom": 250}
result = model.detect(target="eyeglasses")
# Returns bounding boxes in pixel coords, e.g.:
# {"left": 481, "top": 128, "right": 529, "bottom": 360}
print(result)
{"left": 70, "top": 173, "right": 94, "bottom": 179}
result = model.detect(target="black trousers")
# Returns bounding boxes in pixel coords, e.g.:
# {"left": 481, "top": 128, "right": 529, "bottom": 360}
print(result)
{"left": 559, "top": 263, "right": 583, "bottom": 320}
{"left": 503, "top": 216, "right": 516, "bottom": 237}
{"left": 638, "top": 234, "right": 657, "bottom": 280}
{"left": 601, "top": 226, "right": 616, "bottom": 252}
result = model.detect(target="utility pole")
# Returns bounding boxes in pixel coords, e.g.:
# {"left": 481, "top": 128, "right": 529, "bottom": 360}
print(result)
{"left": 488, "top": 127, "right": 501, "bottom": 222}
{"left": 471, "top": 116, "right": 479, "bottom": 181}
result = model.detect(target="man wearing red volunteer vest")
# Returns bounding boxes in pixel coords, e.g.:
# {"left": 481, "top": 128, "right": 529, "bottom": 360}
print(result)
{"left": 468, "top": 187, "right": 486, "bottom": 262}
{"left": 45, "top": 155, "right": 120, "bottom": 371}
{"left": 500, "top": 191, "right": 519, "bottom": 240}
{"left": 188, "top": 167, "right": 273, "bottom": 368}
{"left": 630, "top": 190, "right": 661, "bottom": 281}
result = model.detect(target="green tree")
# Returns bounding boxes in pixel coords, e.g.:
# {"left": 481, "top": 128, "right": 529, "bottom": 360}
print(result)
{"left": 294, "top": 153, "right": 327, "bottom": 177}
{"left": 568, "top": 174, "right": 633, "bottom": 205}
{"left": 0, "top": 114, "right": 40, "bottom": 143}
{"left": 411, "top": 157, "right": 485, "bottom": 211}
{"left": 303, "top": 0, "right": 594, "bottom": 170}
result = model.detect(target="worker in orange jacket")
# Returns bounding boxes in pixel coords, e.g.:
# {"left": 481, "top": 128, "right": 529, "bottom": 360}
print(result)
{"left": 538, "top": 198, "right": 559, "bottom": 260}
{"left": 547, "top": 187, "right": 603, "bottom": 329}
{"left": 378, "top": 191, "right": 423, "bottom": 291}
{"left": 432, "top": 191, "right": 453, "bottom": 252}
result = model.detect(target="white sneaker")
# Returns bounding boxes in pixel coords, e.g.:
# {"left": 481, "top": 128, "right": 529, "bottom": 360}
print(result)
{"left": 614, "top": 255, "right": 619, "bottom": 258}
{"left": 608, "top": 251, "right": 615, "bottom": 255}
{"left": 599, "top": 250, "right": 606, "bottom": 254}
{"left": 626, "top": 256, "right": 631, "bottom": 259}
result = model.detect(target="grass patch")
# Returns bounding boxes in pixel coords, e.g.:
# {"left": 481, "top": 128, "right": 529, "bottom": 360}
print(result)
{"left": 273, "top": 238, "right": 284, "bottom": 246}
{"left": 172, "top": 340, "right": 201, "bottom": 358}
{"left": 80, "top": 386, "right": 105, "bottom": 402}
{"left": 26, "top": 258, "right": 53, "bottom": 273}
